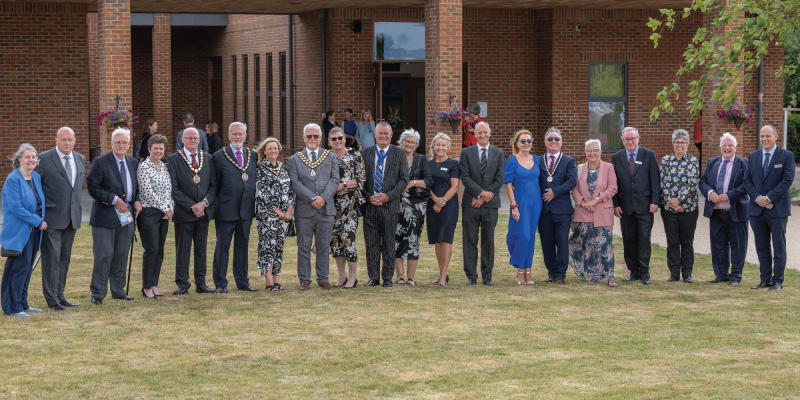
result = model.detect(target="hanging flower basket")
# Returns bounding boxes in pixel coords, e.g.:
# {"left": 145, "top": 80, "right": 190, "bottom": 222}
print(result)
{"left": 95, "top": 107, "right": 140, "bottom": 153}
{"left": 430, "top": 107, "right": 475, "bottom": 136}
{"left": 716, "top": 104, "right": 753, "bottom": 130}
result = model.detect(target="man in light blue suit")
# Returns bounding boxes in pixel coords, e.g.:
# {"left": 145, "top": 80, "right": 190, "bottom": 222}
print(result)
{"left": 744, "top": 125, "right": 795, "bottom": 291}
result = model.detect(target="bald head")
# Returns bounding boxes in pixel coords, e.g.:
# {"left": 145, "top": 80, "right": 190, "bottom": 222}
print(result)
{"left": 182, "top": 127, "right": 200, "bottom": 152}
{"left": 56, "top": 127, "right": 76, "bottom": 154}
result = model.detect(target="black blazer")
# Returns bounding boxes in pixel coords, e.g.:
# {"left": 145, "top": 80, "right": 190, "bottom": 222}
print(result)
{"left": 611, "top": 147, "right": 661, "bottom": 215}
{"left": 87, "top": 151, "right": 140, "bottom": 229}
{"left": 360, "top": 145, "right": 408, "bottom": 215}
{"left": 699, "top": 156, "right": 749, "bottom": 222}
{"left": 406, "top": 153, "right": 434, "bottom": 201}
{"left": 207, "top": 133, "right": 222, "bottom": 155}
{"left": 744, "top": 147, "right": 796, "bottom": 218}
{"left": 459, "top": 144, "right": 504, "bottom": 209}
{"left": 167, "top": 150, "right": 217, "bottom": 223}
{"left": 212, "top": 146, "right": 257, "bottom": 221}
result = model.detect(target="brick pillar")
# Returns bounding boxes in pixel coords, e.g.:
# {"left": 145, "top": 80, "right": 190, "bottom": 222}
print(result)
{"left": 425, "top": 0, "right": 463, "bottom": 158}
{"left": 97, "top": 0, "right": 132, "bottom": 153}
{"left": 153, "top": 13, "right": 173, "bottom": 151}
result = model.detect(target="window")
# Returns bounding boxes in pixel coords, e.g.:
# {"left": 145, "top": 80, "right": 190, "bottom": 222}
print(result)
{"left": 232, "top": 55, "right": 237, "bottom": 121}
{"left": 588, "top": 62, "right": 627, "bottom": 151}
{"left": 374, "top": 22, "right": 425, "bottom": 60}
{"left": 243, "top": 54, "right": 249, "bottom": 132}
{"left": 279, "top": 51, "right": 287, "bottom": 145}
{"left": 267, "top": 53, "right": 273, "bottom": 137}
{"left": 254, "top": 54, "right": 261, "bottom": 142}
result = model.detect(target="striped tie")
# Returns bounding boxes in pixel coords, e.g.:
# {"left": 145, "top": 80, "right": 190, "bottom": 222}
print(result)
{"left": 481, "top": 148, "right": 487, "bottom": 176}
{"left": 375, "top": 149, "right": 385, "bottom": 193}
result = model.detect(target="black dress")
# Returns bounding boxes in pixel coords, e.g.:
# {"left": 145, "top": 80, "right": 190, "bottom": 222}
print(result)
{"left": 426, "top": 158, "right": 460, "bottom": 244}
{"left": 395, "top": 153, "right": 434, "bottom": 260}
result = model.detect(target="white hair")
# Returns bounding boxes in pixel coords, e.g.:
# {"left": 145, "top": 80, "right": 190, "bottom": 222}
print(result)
{"left": 398, "top": 128, "right": 421, "bottom": 150}
{"left": 11, "top": 143, "right": 38, "bottom": 168}
{"left": 719, "top": 132, "right": 738, "bottom": 147}
{"left": 584, "top": 139, "right": 602, "bottom": 152}
{"left": 621, "top": 126, "right": 639, "bottom": 138}
{"left": 545, "top": 127, "right": 562, "bottom": 139}
{"left": 228, "top": 121, "right": 247, "bottom": 134}
{"left": 111, "top": 127, "right": 130, "bottom": 142}
{"left": 303, "top": 123, "right": 321, "bottom": 136}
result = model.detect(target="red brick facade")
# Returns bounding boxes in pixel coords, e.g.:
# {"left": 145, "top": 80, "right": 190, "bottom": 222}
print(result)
{"left": 97, "top": 0, "right": 132, "bottom": 153}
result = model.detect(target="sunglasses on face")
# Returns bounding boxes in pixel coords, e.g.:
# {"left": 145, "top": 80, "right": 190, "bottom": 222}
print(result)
{"left": 519, "top": 139, "right": 533, "bottom": 144}
{"left": 546, "top": 137, "right": 561, "bottom": 142}
{"left": 330, "top": 136, "right": 344, "bottom": 141}
{"left": 306, "top": 135, "right": 320, "bottom": 139}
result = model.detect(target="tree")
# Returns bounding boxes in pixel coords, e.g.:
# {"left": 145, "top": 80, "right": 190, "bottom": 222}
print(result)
{"left": 647, "top": 0, "right": 799, "bottom": 120}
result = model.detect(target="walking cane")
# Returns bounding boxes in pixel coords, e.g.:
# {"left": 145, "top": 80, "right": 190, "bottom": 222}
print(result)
{"left": 125, "top": 215, "right": 138, "bottom": 295}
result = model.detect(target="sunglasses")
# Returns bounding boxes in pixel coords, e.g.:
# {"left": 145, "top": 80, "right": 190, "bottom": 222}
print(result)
{"left": 546, "top": 137, "right": 561, "bottom": 142}
{"left": 305, "top": 134, "right": 320, "bottom": 139}
{"left": 330, "top": 136, "right": 344, "bottom": 141}
{"left": 519, "top": 139, "right": 533, "bottom": 144}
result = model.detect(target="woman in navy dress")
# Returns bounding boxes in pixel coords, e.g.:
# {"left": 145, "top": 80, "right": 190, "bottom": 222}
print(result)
{"left": 426, "top": 133, "right": 460, "bottom": 286}
{"left": 505, "top": 130, "right": 543, "bottom": 284}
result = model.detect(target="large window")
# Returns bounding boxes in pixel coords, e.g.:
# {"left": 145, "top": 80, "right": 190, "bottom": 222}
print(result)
{"left": 374, "top": 22, "right": 425, "bottom": 60}
{"left": 588, "top": 62, "right": 627, "bottom": 151}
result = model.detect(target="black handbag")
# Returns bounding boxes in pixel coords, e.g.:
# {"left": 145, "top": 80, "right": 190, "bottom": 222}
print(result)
{"left": 1, "top": 247, "right": 21, "bottom": 257}
{"left": 285, "top": 219, "right": 296, "bottom": 237}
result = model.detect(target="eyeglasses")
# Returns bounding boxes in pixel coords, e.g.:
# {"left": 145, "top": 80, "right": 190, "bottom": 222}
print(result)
{"left": 330, "top": 136, "right": 344, "bottom": 141}
{"left": 183, "top": 137, "right": 199, "bottom": 141}
{"left": 519, "top": 139, "right": 533, "bottom": 144}
{"left": 112, "top": 141, "right": 129, "bottom": 145}
{"left": 673, "top": 141, "right": 687, "bottom": 145}
{"left": 305, "top": 135, "right": 320, "bottom": 139}
{"left": 546, "top": 137, "right": 561, "bottom": 142}
{"left": 586, "top": 149, "right": 601, "bottom": 153}
{"left": 622, "top": 137, "right": 639, "bottom": 142}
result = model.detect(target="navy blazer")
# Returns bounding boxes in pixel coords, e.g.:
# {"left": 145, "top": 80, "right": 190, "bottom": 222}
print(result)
{"left": 699, "top": 156, "right": 749, "bottom": 222}
{"left": 611, "top": 147, "right": 661, "bottom": 215}
{"left": 538, "top": 153, "right": 577, "bottom": 214}
{"left": 87, "top": 151, "right": 140, "bottom": 229}
{"left": 212, "top": 146, "right": 257, "bottom": 221}
{"left": 744, "top": 146, "right": 796, "bottom": 218}
{"left": 0, "top": 169, "right": 45, "bottom": 251}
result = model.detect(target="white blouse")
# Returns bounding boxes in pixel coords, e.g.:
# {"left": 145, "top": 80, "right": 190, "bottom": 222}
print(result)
{"left": 137, "top": 158, "right": 174, "bottom": 213}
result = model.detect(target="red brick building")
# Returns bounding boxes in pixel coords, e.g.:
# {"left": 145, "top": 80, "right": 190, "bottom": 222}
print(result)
{"left": 0, "top": 1, "right": 784, "bottom": 182}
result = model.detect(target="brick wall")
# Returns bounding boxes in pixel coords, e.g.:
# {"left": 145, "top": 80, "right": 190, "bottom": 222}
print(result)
{"left": 292, "top": 12, "right": 324, "bottom": 151}
{"left": 171, "top": 27, "right": 213, "bottom": 145}
{"left": 132, "top": 26, "right": 154, "bottom": 139}
{"left": 0, "top": 3, "right": 89, "bottom": 183}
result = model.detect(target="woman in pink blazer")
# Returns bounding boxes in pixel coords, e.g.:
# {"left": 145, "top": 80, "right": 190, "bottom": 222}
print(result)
{"left": 569, "top": 139, "right": 619, "bottom": 286}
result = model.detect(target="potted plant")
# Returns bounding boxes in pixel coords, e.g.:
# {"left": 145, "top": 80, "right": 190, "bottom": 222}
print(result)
{"left": 95, "top": 107, "right": 140, "bottom": 154}
{"left": 430, "top": 107, "right": 475, "bottom": 136}
{"left": 716, "top": 104, "right": 753, "bottom": 129}
{"left": 385, "top": 106, "right": 402, "bottom": 128}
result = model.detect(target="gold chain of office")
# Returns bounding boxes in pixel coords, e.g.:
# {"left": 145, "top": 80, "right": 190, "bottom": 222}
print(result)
{"left": 222, "top": 147, "right": 252, "bottom": 181}
{"left": 178, "top": 150, "right": 204, "bottom": 183}
{"left": 295, "top": 149, "right": 330, "bottom": 177}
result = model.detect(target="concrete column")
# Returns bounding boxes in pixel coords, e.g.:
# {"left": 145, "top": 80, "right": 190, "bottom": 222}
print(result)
{"left": 425, "top": 0, "right": 463, "bottom": 158}
{"left": 97, "top": 0, "right": 132, "bottom": 153}
{"left": 152, "top": 13, "right": 172, "bottom": 151}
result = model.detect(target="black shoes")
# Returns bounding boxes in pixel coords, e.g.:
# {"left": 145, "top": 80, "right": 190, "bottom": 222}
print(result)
{"left": 467, "top": 279, "right": 477, "bottom": 286}
{"left": 684, "top": 277, "right": 693, "bottom": 283}
{"left": 483, "top": 280, "right": 494, "bottom": 286}
{"left": 666, "top": 277, "right": 679, "bottom": 282}
{"left": 237, "top": 284, "right": 258, "bottom": 292}
{"left": 173, "top": 287, "right": 189, "bottom": 295}
{"left": 343, "top": 279, "right": 358, "bottom": 289}
{"left": 728, "top": 281, "right": 740, "bottom": 286}
{"left": 641, "top": 279, "right": 651, "bottom": 285}
{"left": 769, "top": 282, "right": 783, "bottom": 291}
{"left": 49, "top": 304, "right": 65, "bottom": 311}
{"left": 91, "top": 297, "right": 103, "bottom": 305}
{"left": 113, "top": 294, "right": 134, "bottom": 300}
{"left": 623, "top": 276, "right": 640, "bottom": 282}
{"left": 60, "top": 300, "right": 80, "bottom": 307}
{"left": 708, "top": 277, "right": 729, "bottom": 283}
{"left": 195, "top": 285, "right": 216, "bottom": 293}
{"left": 751, "top": 282, "right": 771, "bottom": 290}
{"left": 216, "top": 287, "right": 228, "bottom": 293}
{"left": 382, "top": 281, "right": 393, "bottom": 288}
{"left": 366, "top": 279, "right": 379, "bottom": 287}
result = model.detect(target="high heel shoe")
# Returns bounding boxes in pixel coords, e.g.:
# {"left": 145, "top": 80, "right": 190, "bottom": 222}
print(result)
{"left": 335, "top": 277, "right": 347, "bottom": 288}
{"left": 141, "top": 288, "right": 155, "bottom": 298}
{"left": 343, "top": 279, "right": 358, "bottom": 289}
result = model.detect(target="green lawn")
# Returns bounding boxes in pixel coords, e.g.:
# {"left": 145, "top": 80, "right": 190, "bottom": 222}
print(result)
{"left": 1, "top": 215, "right": 798, "bottom": 399}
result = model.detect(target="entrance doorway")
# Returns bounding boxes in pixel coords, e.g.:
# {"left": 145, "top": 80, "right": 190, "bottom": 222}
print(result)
{"left": 374, "top": 61, "right": 425, "bottom": 153}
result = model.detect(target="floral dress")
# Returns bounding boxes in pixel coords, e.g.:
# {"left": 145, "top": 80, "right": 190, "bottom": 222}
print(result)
{"left": 255, "top": 159, "right": 295, "bottom": 275}
{"left": 395, "top": 153, "right": 434, "bottom": 261}
{"left": 569, "top": 167, "right": 615, "bottom": 282}
{"left": 330, "top": 148, "right": 365, "bottom": 262}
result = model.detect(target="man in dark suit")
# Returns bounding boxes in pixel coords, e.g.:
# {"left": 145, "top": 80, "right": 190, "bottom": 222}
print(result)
{"left": 35, "top": 127, "right": 85, "bottom": 311}
{"left": 288, "top": 123, "right": 339, "bottom": 290}
{"left": 538, "top": 127, "right": 577, "bottom": 284}
{"left": 699, "top": 133, "right": 749, "bottom": 285}
{"left": 212, "top": 122, "right": 258, "bottom": 293}
{"left": 360, "top": 121, "right": 408, "bottom": 287}
{"left": 612, "top": 126, "right": 661, "bottom": 285}
{"left": 744, "top": 125, "right": 795, "bottom": 291}
{"left": 167, "top": 127, "right": 217, "bottom": 295}
{"left": 86, "top": 128, "right": 142, "bottom": 304}
{"left": 460, "top": 121, "right": 504, "bottom": 286}
{"left": 175, "top": 112, "right": 209, "bottom": 153}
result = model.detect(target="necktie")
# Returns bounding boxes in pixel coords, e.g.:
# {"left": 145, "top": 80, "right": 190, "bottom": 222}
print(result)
{"left": 628, "top": 153, "right": 635, "bottom": 174}
{"left": 191, "top": 153, "right": 197, "bottom": 168}
{"left": 762, "top": 152, "right": 771, "bottom": 177}
{"left": 311, "top": 151, "right": 317, "bottom": 163}
{"left": 119, "top": 160, "right": 128, "bottom": 202}
{"left": 236, "top": 150, "right": 243, "bottom": 167}
{"left": 549, "top": 155, "right": 555, "bottom": 174}
{"left": 480, "top": 148, "right": 487, "bottom": 176}
{"left": 64, "top": 155, "right": 73, "bottom": 187}
{"left": 715, "top": 160, "right": 729, "bottom": 194}
{"left": 375, "top": 149, "right": 385, "bottom": 193}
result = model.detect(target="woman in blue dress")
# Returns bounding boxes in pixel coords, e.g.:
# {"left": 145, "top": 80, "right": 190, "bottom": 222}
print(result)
{"left": 504, "top": 129, "right": 543, "bottom": 284}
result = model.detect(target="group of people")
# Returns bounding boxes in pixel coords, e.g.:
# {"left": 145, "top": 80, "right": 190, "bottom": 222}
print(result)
{"left": 0, "top": 115, "right": 794, "bottom": 317}
{"left": 321, "top": 108, "right": 376, "bottom": 150}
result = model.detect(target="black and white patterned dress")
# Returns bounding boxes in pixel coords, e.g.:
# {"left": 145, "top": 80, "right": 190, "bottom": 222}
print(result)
{"left": 255, "top": 159, "right": 295, "bottom": 275}
{"left": 330, "top": 148, "right": 365, "bottom": 262}
{"left": 395, "top": 153, "right": 434, "bottom": 260}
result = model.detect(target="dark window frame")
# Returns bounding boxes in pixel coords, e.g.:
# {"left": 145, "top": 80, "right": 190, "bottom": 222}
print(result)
{"left": 254, "top": 53, "right": 261, "bottom": 142}
{"left": 267, "top": 53, "right": 274, "bottom": 137}
{"left": 232, "top": 55, "right": 237, "bottom": 121}
{"left": 243, "top": 54, "right": 249, "bottom": 134}
{"left": 588, "top": 62, "right": 628, "bottom": 153}
{"left": 279, "top": 51, "right": 287, "bottom": 146}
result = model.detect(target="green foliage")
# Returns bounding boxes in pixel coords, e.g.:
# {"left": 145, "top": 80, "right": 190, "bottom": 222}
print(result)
{"left": 589, "top": 64, "right": 625, "bottom": 97}
{"left": 648, "top": 0, "right": 800, "bottom": 120}
{"left": 785, "top": 33, "right": 800, "bottom": 107}
{"left": 787, "top": 113, "right": 800, "bottom": 163}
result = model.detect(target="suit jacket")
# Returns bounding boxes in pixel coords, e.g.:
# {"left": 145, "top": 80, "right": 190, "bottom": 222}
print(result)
{"left": 360, "top": 145, "right": 408, "bottom": 215}
{"left": 744, "top": 147, "right": 796, "bottom": 218}
{"left": 571, "top": 162, "right": 617, "bottom": 227}
{"left": 288, "top": 149, "right": 339, "bottom": 217}
{"left": 176, "top": 125, "right": 209, "bottom": 153}
{"left": 207, "top": 133, "right": 222, "bottom": 155}
{"left": 35, "top": 148, "right": 85, "bottom": 230}
{"left": 86, "top": 151, "right": 140, "bottom": 229}
{"left": 166, "top": 150, "right": 217, "bottom": 223}
{"left": 212, "top": 146, "right": 257, "bottom": 221}
{"left": 539, "top": 153, "right": 577, "bottom": 214}
{"left": 459, "top": 144, "right": 504, "bottom": 209}
{"left": 699, "top": 156, "right": 749, "bottom": 222}
{"left": 0, "top": 169, "right": 45, "bottom": 251}
{"left": 408, "top": 152, "right": 435, "bottom": 198}
{"left": 611, "top": 147, "right": 660, "bottom": 215}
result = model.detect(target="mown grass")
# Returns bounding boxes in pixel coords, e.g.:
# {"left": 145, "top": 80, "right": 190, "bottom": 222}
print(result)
{"left": 1, "top": 215, "right": 798, "bottom": 399}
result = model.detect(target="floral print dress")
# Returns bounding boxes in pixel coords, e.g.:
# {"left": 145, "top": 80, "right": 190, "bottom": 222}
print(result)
{"left": 569, "top": 167, "right": 615, "bottom": 282}
{"left": 255, "top": 159, "right": 295, "bottom": 275}
{"left": 330, "top": 149, "right": 365, "bottom": 262}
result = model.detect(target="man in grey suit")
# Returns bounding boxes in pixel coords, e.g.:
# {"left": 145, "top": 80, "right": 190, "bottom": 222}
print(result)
{"left": 35, "top": 127, "right": 85, "bottom": 311}
{"left": 212, "top": 122, "right": 258, "bottom": 293}
{"left": 175, "top": 112, "right": 209, "bottom": 153}
{"left": 360, "top": 122, "right": 408, "bottom": 287}
{"left": 288, "top": 123, "right": 339, "bottom": 290}
{"left": 86, "top": 128, "right": 142, "bottom": 304}
{"left": 460, "top": 121, "right": 504, "bottom": 286}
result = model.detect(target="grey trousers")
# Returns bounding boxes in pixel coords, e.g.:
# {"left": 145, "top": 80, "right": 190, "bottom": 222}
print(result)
{"left": 90, "top": 224, "right": 135, "bottom": 299}
{"left": 40, "top": 226, "right": 77, "bottom": 306}
{"left": 296, "top": 214, "right": 334, "bottom": 284}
